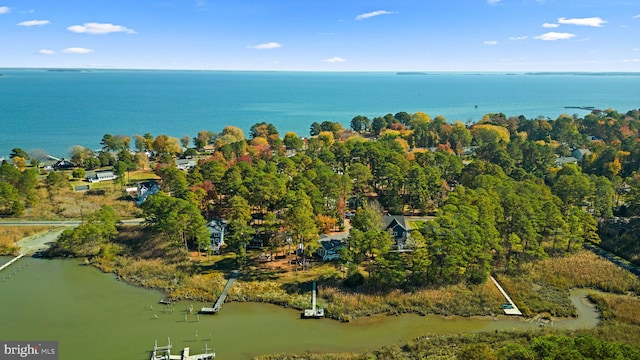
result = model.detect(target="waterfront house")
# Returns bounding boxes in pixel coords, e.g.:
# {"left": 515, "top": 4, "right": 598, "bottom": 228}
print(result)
{"left": 207, "top": 219, "right": 226, "bottom": 254}
{"left": 53, "top": 158, "right": 75, "bottom": 170}
{"left": 317, "top": 238, "right": 344, "bottom": 262}
{"left": 134, "top": 181, "right": 160, "bottom": 205}
{"left": 384, "top": 215, "right": 409, "bottom": 250}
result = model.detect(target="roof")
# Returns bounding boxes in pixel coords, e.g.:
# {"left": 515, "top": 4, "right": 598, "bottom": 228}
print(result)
{"left": 384, "top": 215, "right": 407, "bottom": 230}
{"left": 207, "top": 219, "right": 227, "bottom": 231}
{"left": 319, "top": 238, "right": 344, "bottom": 251}
{"left": 556, "top": 156, "right": 578, "bottom": 166}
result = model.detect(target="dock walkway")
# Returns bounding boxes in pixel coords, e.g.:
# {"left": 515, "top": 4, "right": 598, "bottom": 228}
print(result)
{"left": 0, "top": 254, "right": 24, "bottom": 273}
{"left": 490, "top": 275, "right": 523, "bottom": 316}
{"left": 200, "top": 270, "right": 239, "bottom": 314}
{"left": 150, "top": 339, "right": 214, "bottom": 360}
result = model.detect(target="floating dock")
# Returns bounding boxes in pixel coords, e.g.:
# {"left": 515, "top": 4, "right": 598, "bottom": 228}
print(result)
{"left": 490, "top": 275, "right": 523, "bottom": 316}
{"left": 200, "top": 270, "right": 239, "bottom": 314}
{"left": 302, "top": 281, "right": 324, "bottom": 318}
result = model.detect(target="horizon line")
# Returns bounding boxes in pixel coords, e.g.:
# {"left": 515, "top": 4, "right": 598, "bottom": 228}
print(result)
{"left": 2, "top": 67, "right": 640, "bottom": 75}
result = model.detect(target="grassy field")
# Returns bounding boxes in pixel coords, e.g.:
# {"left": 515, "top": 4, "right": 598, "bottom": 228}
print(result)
{"left": 22, "top": 184, "right": 140, "bottom": 220}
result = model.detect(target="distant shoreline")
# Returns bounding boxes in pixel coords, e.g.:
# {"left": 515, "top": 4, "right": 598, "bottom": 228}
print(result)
{"left": 0, "top": 67, "right": 639, "bottom": 75}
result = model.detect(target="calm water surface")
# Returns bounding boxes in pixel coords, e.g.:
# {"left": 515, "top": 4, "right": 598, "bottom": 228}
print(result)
{"left": 1, "top": 69, "right": 639, "bottom": 157}
{"left": 0, "top": 256, "right": 599, "bottom": 360}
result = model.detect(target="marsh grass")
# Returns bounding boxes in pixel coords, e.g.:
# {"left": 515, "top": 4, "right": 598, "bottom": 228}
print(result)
{"left": 0, "top": 226, "right": 51, "bottom": 255}
{"left": 534, "top": 251, "right": 640, "bottom": 293}
{"left": 497, "top": 251, "right": 640, "bottom": 317}
{"left": 588, "top": 292, "right": 640, "bottom": 326}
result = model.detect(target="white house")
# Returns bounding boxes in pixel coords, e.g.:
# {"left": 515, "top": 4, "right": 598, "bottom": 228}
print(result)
{"left": 87, "top": 170, "right": 117, "bottom": 183}
{"left": 176, "top": 159, "right": 197, "bottom": 171}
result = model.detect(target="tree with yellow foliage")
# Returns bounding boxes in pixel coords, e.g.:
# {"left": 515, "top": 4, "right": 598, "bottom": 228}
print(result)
{"left": 470, "top": 123, "right": 510, "bottom": 145}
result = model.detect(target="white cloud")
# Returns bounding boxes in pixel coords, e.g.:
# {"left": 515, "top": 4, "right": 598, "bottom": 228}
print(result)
{"left": 323, "top": 57, "right": 347, "bottom": 63}
{"left": 248, "top": 42, "right": 282, "bottom": 50}
{"left": 68, "top": 22, "right": 135, "bottom": 34}
{"left": 18, "top": 20, "right": 50, "bottom": 27}
{"left": 622, "top": 59, "right": 640, "bottom": 63}
{"left": 483, "top": 40, "right": 498, "bottom": 45}
{"left": 38, "top": 49, "right": 54, "bottom": 55}
{"left": 633, "top": 14, "right": 640, "bottom": 19}
{"left": 543, "top": 23, "right": 560, "bottom": 28}
{"left": 509, "top": 36, "right": 528, "bottom": 40}
{"left": 487, "top": 0, "right": 501, "bottom": 4}
{"left": 355, "top": 10, "right": 395, "bottom": 21}
{"left": 558, "top": 17, "right": 607, "bottom": 27}
{"left": 63, "top": 47, "right": 93, "bottom": 54}
{"left": 534, "top": 32, "right": 576, "bottom": 41}
{"left": 0, "top": 6, "right": 10, "bottom": 14}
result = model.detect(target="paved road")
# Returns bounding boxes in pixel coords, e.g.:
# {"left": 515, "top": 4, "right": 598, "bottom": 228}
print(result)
{"left": 17, "top": 229, "right": 66, "bottom": 255}
{"left": 0, "top": 218, "right": 144, "bottom": 255}
{"left": 0, "top": 219, "right": 144, "bottom": 226}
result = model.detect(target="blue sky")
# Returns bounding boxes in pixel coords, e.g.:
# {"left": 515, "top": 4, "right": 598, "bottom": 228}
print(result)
{"left": 1, "top": 0, "right": 639, "bottom": 71}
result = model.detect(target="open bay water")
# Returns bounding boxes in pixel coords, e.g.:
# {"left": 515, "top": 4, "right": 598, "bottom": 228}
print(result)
{"left": 0, "top": 69, "right": 639, "bottom": 158}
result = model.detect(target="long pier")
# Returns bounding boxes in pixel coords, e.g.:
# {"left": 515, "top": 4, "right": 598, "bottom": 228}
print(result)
{"left": 490, "top": 275, "right": 523, "bottom": 316}
{"left": 0, "top": 254, "right": 25, "bottom": 273}
{"left": 200, "top": 270, "right": 239, "bottom": 314}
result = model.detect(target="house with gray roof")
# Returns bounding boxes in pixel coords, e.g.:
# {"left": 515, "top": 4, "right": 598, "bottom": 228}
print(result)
{"left": 207, "top": 219, "right": 226, "bottom": 254}
{"left": 384, "top": 215, "right": 409, "bottom": 250}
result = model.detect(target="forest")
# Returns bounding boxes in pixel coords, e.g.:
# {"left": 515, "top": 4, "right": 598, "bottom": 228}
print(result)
{"left": 3, "top": 107, "right": 640, "bottom": 358}
{"left": 3, "top": 108, "right": 640, "bottom": 289}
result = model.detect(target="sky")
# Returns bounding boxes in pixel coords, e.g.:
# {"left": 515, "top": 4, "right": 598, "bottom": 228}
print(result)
{"left": 1, "top": 0, "right": 639, "bottom": 71}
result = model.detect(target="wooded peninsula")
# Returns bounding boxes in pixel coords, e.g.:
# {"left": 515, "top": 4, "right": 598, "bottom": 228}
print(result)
{"left": 2, "top": 108, "right": 640, "bottom": 359}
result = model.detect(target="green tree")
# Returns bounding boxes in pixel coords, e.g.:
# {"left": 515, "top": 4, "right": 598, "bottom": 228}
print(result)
{"left": 9, "top": 148, "right": 29, "bottom": 160}
{"left": 350, "top": 115, "right": 371, "bottom": 133}
{"left": 0, "top": 182, "right": 24, "bottom": 216}
{"left": 226, "top": 195, "right": 254, "bottom": 265}
{"left": 350, "top": 200, "right": 384, "bottom": 233}
{"left": 50, "top": 205, "right": 119, "bottom": 256}
{"left": 283, "top": 132, "right": 304, "bottom": 151}
{"left": 71, "top": 168, "right": 86, "bottom": 180}
{"left": 285, "top": 190, "right": 318, "bottom": 268}
{"left": 142, "top": 192, "right": 209, "bottom": 252}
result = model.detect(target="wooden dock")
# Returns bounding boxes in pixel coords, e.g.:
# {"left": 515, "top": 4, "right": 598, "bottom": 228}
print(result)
{"left": 302, "top": 281, "right": 324, "bottom": 318}
{"left": 0, "top": 254, "right": 24, "bottom": 273}
{"left": 200, "top": 270, "right": 239, "bottom": 314}
{"left": 150, "top": 338, "right": 214, "bottom": 360}
{"left": 490, "top": 275, "right": 523, "bottom": 316}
